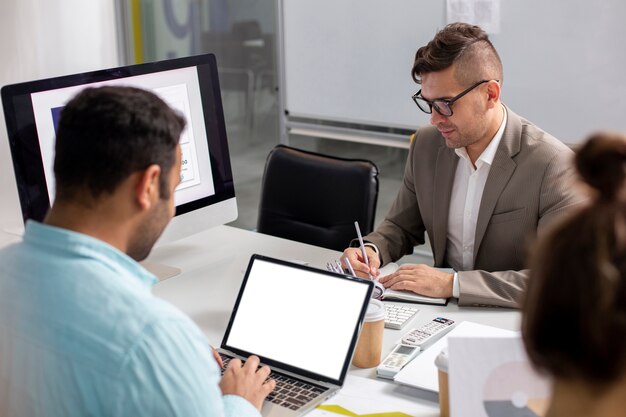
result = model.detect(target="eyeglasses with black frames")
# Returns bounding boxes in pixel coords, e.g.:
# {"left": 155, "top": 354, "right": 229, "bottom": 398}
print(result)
{"left": 411, "top": 79, "right": 499, "bottom": 117}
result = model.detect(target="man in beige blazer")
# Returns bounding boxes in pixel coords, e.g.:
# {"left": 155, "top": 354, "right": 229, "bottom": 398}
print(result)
{"left": 343, "top": 23, "right": 584, "bottom": 308}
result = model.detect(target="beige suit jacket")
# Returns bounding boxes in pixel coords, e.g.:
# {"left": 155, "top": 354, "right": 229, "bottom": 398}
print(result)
{"left": 365, "top": 107, "right": 585, "bottom": 308}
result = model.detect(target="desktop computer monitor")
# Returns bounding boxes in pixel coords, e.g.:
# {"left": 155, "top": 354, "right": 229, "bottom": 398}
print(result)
{"left": 1, "top": 54, "right": 237, "bottom": 251}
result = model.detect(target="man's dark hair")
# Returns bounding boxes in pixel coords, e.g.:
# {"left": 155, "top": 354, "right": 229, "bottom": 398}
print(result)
{"left": 411, "top": 22, "right": 503, "bottom": 86}
{"left": 522, "top": 132, "right": 626, "bottom": 388}
{"left": 54, "top": 86, "right": 185, "bottom": 202}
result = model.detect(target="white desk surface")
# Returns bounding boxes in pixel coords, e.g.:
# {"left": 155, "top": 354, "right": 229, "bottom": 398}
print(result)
{"left": 149, "top": 225, "right": 520, "bottom": 410}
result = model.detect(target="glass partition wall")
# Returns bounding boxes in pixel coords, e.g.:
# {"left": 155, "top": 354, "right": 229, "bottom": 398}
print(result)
{"left": 116, "top": 0, "right": 407, "bottom": 234}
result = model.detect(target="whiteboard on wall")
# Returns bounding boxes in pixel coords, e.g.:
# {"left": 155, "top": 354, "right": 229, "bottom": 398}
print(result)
{"left": 282, "top": 0, "right": 626, "bottom": 143}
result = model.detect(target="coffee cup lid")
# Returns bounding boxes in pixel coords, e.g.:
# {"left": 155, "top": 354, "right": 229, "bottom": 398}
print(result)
{"left": 364, "top": 298, "right": 386, "bottom": 322}
{"left": 434, "top": 347, "right": 449, "bottom": 371}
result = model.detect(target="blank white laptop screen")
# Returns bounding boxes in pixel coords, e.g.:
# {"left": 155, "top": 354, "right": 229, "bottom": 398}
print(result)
{"left": 224, "top": 257, "right": 371, "bottom": 381}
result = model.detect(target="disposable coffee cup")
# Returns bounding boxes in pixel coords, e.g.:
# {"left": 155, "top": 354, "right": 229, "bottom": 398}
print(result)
{"left": 352, "top": 299, "right": 386, "bottom": 368}
{"left": 434, "top": 348, "right": 450, "bottom": 417}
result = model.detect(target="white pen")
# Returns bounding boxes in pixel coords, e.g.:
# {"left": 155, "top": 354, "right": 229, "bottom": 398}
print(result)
{"left": 354, "top": 221, "right": 374, "bottom": 280}
{"left": 342, "top": 256, "right": 357, "bottom": 277}
{"left": 334, "top": 260, "right": 344, "bottom": 274}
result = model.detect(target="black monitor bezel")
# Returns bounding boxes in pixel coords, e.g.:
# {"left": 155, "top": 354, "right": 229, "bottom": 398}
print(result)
{"left": 1, "top": 53, "right": 234, "bottom": 223}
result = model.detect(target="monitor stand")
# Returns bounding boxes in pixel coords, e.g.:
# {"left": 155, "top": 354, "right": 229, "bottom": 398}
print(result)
{"left": 140, "top": 260, "right": 181, "bottom": 281}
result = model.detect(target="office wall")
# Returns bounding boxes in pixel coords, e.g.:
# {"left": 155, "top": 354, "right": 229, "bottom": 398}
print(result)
{"left": 0, "top": 0, "right": 118, "bottom": 235}
{"left": 282, "top": 0, "right": 626, "bottom": 144}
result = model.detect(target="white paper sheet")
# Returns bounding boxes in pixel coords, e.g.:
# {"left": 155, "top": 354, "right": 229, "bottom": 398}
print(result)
{"left": 446, "top": 0, "right": 501, "bottom": 34}
{"left": 308, "top": 374, "right": 438, "bottom": 417}
{"left": 393, "top": 321, "right": 515, "bottom": 392}
{"left": 448, "top": 335, "right": 551, "bottom": 417}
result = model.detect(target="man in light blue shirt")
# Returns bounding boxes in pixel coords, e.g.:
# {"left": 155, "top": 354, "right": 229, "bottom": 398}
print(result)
{"left": 0, "top": 86, "right": 275, "bottom": 417}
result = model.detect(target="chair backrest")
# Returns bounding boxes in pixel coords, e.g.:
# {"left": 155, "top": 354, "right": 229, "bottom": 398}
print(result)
{"left": 231, "top": 20, "right": 262, "bottom": 40}
{"left": 257, "top": 145, "right": 379, "bottom": 251}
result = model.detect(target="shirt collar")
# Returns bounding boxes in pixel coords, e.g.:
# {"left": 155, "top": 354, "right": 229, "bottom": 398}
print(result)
{"left": 23, "top": 220, "right": 158, "bottom": 288}
{"left": 455, "top": 104, "right": 508, "bottom": 168}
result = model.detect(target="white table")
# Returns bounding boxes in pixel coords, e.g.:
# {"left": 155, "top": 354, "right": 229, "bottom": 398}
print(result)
{"left": 149, "top": 225, "right": 521, "bottom": 411}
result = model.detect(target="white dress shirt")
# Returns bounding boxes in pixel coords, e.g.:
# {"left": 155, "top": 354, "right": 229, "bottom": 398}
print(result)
{"left": 448, "top": 107, "right": 507, "bottom": 297}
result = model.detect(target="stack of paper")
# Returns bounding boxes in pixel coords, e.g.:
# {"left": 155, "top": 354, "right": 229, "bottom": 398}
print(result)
{"left": 393, "top": 321, "right": 516, "bottom": 392}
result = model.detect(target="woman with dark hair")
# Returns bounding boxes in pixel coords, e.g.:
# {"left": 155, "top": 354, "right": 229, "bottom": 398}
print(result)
{"left": 522, "top": 132, "right": 626, "bottom": 417}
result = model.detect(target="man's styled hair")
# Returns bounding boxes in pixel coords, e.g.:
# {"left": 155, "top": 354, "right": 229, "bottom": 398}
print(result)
{"left": 411, "top": 22, "right": 503, "bottom": 86}
{"left": 522, "top": 132, "right": 626, "bottom": 388}
{"left": 54, "top": 86, "right": 185, "bottom": 202}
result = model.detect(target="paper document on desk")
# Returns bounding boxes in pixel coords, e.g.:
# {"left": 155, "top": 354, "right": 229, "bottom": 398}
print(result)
{"left": 394, "top": 321, "right": 516, "bottom": 392}
{"left": 448, "top": 335, "right": 550, "bottom": 417}
{"left": 307, "top": 374, "right": 438, "bottom": 417}
{"left": 377, "top": 263, "right": 449, "bottom": 306}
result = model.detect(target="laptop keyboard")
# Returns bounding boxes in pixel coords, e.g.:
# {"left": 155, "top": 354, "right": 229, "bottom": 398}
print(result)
{"left": 219, "top": 353, "right": 328, "bottom": 411}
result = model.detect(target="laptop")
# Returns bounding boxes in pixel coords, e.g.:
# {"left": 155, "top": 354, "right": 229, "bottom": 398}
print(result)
{"left": 218, "top": 254, "right": 374, "bottom": 417}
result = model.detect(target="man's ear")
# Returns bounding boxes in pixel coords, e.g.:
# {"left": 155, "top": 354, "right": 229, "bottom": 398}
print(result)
{"left": 486, "top": 80, "right": 501, "bottom": 108}
{"left": 135, "top": 165, "right": 161, "bottom": 210}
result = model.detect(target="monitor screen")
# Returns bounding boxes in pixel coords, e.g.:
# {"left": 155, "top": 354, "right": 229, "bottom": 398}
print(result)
{"left": 1, "top": 54, "right": 237, "bottom": 243}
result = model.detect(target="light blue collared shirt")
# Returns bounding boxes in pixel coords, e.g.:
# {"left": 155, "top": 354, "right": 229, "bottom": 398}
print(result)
{"left": 0, "top": 221, "right": 259, "bottom": 417}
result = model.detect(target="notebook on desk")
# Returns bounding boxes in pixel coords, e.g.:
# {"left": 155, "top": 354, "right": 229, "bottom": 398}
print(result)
{"left": 219, "top": 254, "right": 374, "bottom": 417}
{"left": 375, "top": 263, "right": 449, "bottom": 306}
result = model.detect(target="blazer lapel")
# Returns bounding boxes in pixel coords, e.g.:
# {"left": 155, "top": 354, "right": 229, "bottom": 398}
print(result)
{"left": 473, "top": 106, "right": 522, "bottom": 259}
{"left": 432, "top": 146, "right": 458, "bottom": 266}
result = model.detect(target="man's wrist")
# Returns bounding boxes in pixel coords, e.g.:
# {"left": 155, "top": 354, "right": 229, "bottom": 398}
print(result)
{"left": 349, "top": 239, "right": 382, "bottom": 263}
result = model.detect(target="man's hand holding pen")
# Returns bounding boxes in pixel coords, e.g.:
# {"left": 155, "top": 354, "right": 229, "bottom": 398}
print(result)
{"left": 342, "top": 246, "right": 380, "bottom": 279}
{"left": 344, "top": 221, "right": 382, "bottom": 280}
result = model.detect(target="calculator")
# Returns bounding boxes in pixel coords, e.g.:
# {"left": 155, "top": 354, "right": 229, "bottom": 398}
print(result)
{"left": 401, "top": 317, "right": 455, "bottom": 347}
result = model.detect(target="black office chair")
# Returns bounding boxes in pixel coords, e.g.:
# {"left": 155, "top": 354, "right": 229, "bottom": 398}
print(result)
{"left": 201, "top": 20, "right": 272, "bottom": 132}
{"left": 257, "top": 145, "right": 379, "bottom": 251}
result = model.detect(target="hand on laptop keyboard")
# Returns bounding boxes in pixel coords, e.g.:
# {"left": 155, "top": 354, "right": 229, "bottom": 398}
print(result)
{"left": 220, "top": 353, "right": 328, "bottom": 411}
{"left": 211, "top": 346, "right": 224, "bottom": 368}
{"left": 219, "top": 355, "right": 276, "bottom": 411}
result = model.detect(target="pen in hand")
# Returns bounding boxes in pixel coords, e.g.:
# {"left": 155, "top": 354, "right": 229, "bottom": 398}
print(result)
{"left": 354, "top": 221, "right": 374, "bottom": 280}
{"left": 342, "top": 256, "right": 357, "bottom": 277}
